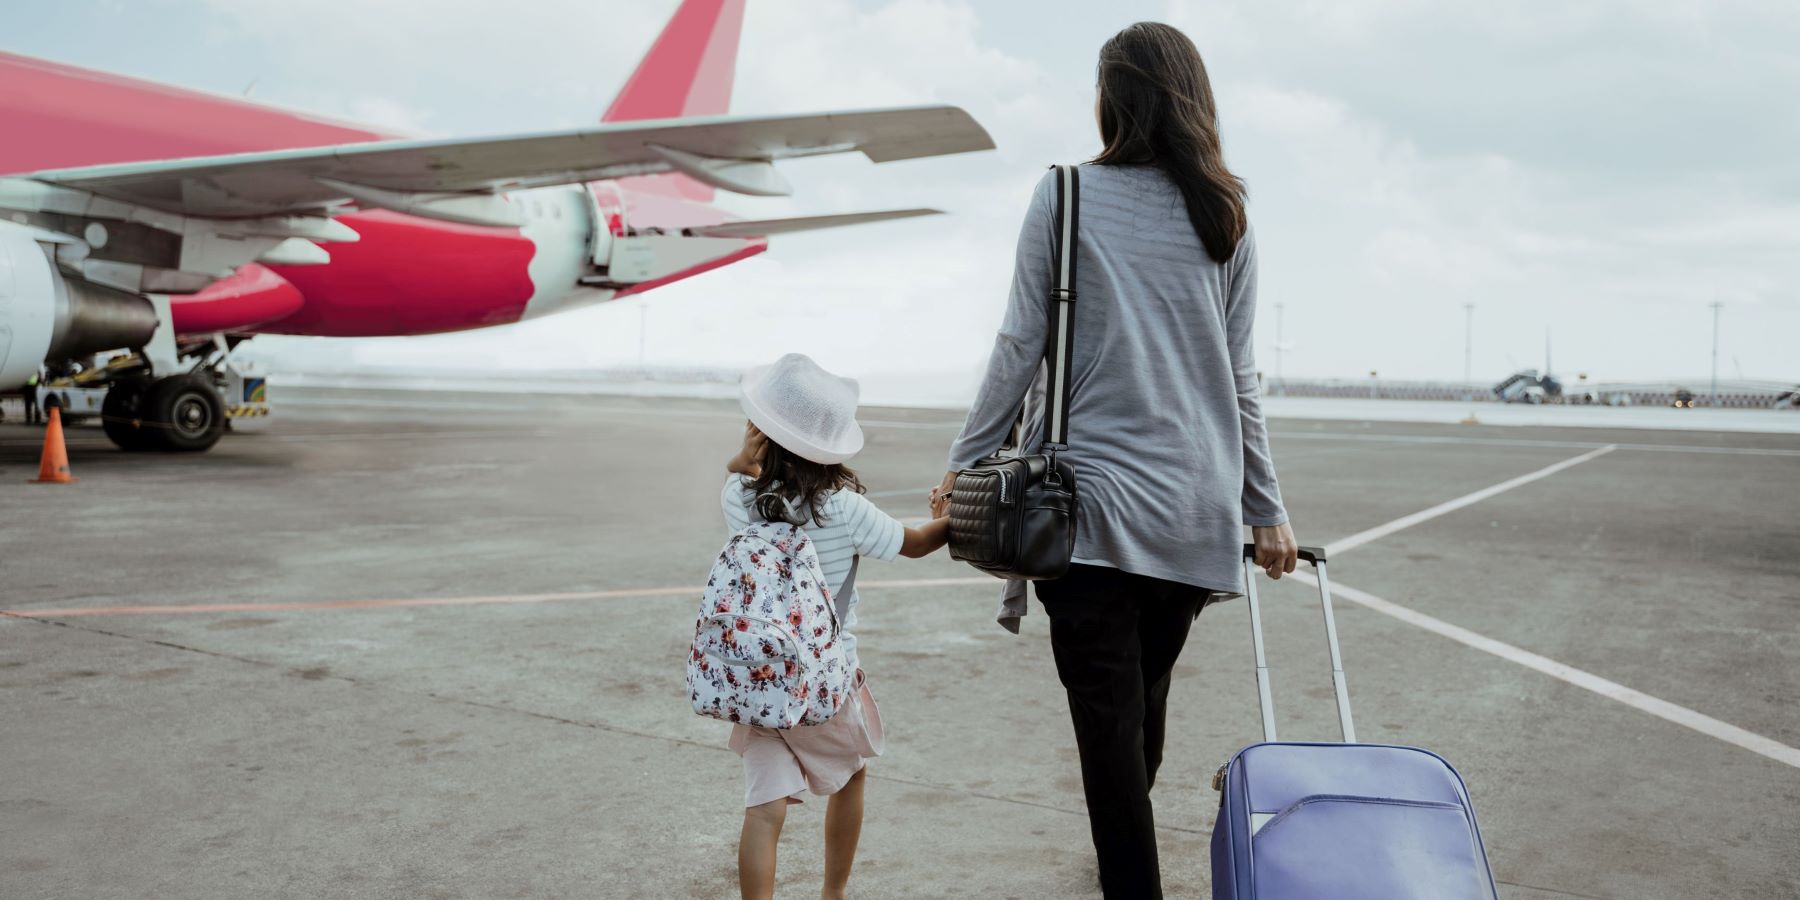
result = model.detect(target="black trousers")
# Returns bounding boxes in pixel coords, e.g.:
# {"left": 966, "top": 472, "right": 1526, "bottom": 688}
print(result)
{"left": 1036, "top": 564, "right": 1210, "bottom": 900}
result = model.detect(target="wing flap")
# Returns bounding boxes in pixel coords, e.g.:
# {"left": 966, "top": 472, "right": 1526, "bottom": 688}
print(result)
{"left": 689, "top": 208, "right": 941, "bottom": 238}
{"left": 25, "top": 106, "right": 994, "bottom": 218}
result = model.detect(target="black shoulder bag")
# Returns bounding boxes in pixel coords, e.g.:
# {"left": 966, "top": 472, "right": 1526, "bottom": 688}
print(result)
{"left": 946, "top": 164, "right": 1080, "bottom": 581}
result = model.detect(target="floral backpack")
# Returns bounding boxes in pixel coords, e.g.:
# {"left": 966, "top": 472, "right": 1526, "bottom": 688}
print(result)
{"left": 688, "top": 517, "right": 857, "bottom": 729}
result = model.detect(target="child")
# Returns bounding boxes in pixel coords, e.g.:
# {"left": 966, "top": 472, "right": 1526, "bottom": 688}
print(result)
{"left": 722, "top": 353, "right": 949, "bottom": 900}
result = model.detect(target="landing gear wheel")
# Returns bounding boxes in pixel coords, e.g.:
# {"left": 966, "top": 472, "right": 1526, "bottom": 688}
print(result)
{"left": 101, "top": 377, "right": 156, "bottom": 452}
{"left": 146, "top": 374, "right": 226, "bottom": 452}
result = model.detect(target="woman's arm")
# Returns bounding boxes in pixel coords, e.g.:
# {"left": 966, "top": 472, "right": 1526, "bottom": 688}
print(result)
{"left": 1224, "top": 227, "right": 1298, "bottom": 578}
{"left": 944, "top": 172, "right": 1059, "bottom": 473}
{"left": 897, "top": 517, "right": 951, "bottom": 558}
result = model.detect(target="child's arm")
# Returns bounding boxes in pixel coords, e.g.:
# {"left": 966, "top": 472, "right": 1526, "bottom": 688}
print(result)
{"left": 897, "top": 517, "right": 951, "bottom": 558}
{"left": 726, "top": 421, "right": 767, "bottom": 477}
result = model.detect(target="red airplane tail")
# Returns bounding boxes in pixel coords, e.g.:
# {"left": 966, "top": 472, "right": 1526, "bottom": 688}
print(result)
{"left": 603, "top": 0, "right": 746, "bottom": 201}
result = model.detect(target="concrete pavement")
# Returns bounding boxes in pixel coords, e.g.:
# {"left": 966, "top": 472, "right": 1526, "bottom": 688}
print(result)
{"left": 2, "top": 388, "right": 1796, "bottom": 898}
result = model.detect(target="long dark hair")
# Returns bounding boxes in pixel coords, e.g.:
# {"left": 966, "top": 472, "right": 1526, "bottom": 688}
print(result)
{"left": 747, "top": 439, "right": 864, "bottom": 524}
{"left": 1093, "top": 22, "right": 1247, "bottom": 263}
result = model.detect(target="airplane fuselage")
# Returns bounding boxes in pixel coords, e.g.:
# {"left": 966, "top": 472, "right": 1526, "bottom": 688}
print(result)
{"left": 184, "top": 182, "right": 766, "bottom": 338}
{"left": 0, "top": 1, "right": 991, "bottom": 456}
{"left": 0, "top": 50, "right": 766, "bottom": 341}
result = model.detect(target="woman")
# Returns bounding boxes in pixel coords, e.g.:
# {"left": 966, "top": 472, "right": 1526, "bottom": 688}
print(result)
{"left": 933, "top": 22, "right": 1298, "bottom": 899}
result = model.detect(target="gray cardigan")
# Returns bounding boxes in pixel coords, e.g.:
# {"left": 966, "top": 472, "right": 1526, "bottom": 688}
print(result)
{"left": 947, "top": 165, "right": 1287, "bottom": 630}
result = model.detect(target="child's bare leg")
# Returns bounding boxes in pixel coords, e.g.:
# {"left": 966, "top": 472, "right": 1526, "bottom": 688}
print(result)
{"left": 739, "top": 799, "right": 788, "bottom": 900}
{"left": 821, "top": 766, "right": 867, "bottom": 900}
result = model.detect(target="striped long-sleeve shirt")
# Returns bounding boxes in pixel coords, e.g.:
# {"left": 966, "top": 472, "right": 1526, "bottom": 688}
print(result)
{"left": 722, "top": 475, "right": 904, "bottom": 672}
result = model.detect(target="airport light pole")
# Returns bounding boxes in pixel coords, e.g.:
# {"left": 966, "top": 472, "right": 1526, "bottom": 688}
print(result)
{"left": 1274, "top": 302, "right": 1285, "bottom": 396}
{"left": 1709, "top": 300, "right": 1722, "bottom": 407}
{"left": 638, "top": 301, "right": 649, "bottom": 373}
{"left": 1462, "top": 302, "right": 1474, "bottom": 402}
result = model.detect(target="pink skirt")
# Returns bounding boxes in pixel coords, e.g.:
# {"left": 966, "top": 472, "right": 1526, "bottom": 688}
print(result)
{"left": 729, "top": 670, "right": 885, "bottom": 808}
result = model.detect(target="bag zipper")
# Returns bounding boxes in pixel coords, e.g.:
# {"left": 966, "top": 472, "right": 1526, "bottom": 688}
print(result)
{"left": 703, "top": 649, "right": 786, "bottom": 668}
{"left": 701, "top": 613, "right": 801, "bottom": 665}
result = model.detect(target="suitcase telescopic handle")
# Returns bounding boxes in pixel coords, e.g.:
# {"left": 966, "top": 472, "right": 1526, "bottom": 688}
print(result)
{"left": 1239, "top": 544, "right": 1357, "bottom": 744}
{"left": 1242, "top": 545, "right": 1327, "bottom": 565}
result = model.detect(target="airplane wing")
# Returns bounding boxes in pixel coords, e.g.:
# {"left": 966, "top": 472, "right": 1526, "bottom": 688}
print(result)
{"left": 22, "top": 106, "right": 993, "bottom": 219}
{"left": 688, "top": 208, "right": 941, "bottom": 238}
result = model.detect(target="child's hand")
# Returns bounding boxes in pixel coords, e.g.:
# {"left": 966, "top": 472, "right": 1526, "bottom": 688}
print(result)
{"left": 929, "top": 471, "right": 957, "bottom": 518}
{"left": 727, "top": 421, "right": 768, "bottom": 477}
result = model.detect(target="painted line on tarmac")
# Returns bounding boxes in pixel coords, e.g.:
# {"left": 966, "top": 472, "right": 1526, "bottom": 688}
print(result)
{"left": 1291, "top": 571, "right": 1800, "bottom": 770}
{"left": 1324, "top": 445, "right": 1616, "bottom": 556}
{"left": 2, "top": 576, "right": 996, "bottom": 619}
{"left": 266, "top": 428, "right": 545, "bottom": 444}
{"left": 1312, "top": 441, "right": 1800, "bottom": 768}
{"left": 867, "top": 485, "right": 939, "bottom": 499}
{"left": 276, "top": 393, "right": 962, "bottom": 430}
{"left": 1270, "top": 430, "right": 1800, "bottom": 458}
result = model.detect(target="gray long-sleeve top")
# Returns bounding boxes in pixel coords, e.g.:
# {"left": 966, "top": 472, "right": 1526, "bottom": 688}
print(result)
{"left": 949, "top": 165, "right": 1286, "bottom": 625}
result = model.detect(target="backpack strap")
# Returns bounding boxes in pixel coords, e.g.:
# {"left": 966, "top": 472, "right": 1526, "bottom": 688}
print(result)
{"left": 835, "top": 555, "right": 859, "bottom": 624}
{"left": 743, "top": 477, "right": 858, "bottom": 624}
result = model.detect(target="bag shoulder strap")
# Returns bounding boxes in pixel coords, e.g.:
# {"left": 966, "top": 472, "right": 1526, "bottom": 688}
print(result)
{"left": 999, "top": 163, "right": 1079, "bottom": 454}
{"left": 1043, "top": 163, "right": 1078, "bottom": 449}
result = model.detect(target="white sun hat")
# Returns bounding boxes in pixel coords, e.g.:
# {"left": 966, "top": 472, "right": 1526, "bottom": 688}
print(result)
{"left": 739, "top": 353, "right": 865, "bottom": 465}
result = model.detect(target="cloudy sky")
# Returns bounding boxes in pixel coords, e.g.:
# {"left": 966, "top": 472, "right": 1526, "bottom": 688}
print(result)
{"left": 11, "top": 0, "right": 1798, "bottom": 403}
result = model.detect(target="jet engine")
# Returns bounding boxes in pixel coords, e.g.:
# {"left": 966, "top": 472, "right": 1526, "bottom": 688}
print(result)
{"left": 0, "top": 225, "right": 159, "bottom": 387}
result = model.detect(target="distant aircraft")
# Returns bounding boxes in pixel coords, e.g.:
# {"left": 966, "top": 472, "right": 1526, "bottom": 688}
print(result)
{"left": 0, "top": 0, "right": 992, "bottom": 451}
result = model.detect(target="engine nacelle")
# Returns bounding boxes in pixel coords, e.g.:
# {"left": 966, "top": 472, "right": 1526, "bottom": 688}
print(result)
{"left": 0, "top": 226, "right": 159, "bottom": 387}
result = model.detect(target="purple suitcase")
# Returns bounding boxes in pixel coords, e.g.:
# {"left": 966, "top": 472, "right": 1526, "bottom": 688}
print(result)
{"left": 1209, "top": 546, "right": 1499, "bottom": 900}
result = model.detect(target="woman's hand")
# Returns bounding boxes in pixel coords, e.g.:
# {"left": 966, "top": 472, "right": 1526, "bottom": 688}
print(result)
{"left": 1252, "top": 522, "right": 1299, "bottom": 580}
{"left": 726, "top": 421, "right": 768, "bottom": 478}
{"left": 928, "top": 471, "right": 957, "bottom": 519}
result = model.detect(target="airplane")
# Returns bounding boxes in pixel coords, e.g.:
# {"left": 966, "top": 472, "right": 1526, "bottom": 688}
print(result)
{"left": 0, "top": 0, "right": 993, "bottom": 452}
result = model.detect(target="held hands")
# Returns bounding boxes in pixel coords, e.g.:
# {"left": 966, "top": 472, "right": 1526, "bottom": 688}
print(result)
{"left": 727, "top": 421, "right": 768, "bottom": 478}
{"left": 1252, "top": 521, "right": 1299, "bottom": 580}
{"left": 928, "top": 471, "right": 957, "bottom": 519}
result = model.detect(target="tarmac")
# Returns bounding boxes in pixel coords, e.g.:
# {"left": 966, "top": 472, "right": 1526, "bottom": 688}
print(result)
{"left": 2, "top": 386, "right": 1797, "bottom": 899}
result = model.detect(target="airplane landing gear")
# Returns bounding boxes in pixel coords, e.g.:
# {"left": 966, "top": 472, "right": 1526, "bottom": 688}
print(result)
{"left": 145, "top": 374, "right": 225, "bottom": 452}
{"left": 51, "top": 325, "right": 266, "bottom": 455}
{"left": 98, "top": 374, "right": 226, "bottom": 452}
{"left": 100, "top": 376, "right": 156, "bottom": 451}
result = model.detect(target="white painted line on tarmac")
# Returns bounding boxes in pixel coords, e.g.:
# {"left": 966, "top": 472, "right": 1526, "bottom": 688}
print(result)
{"left": 1307, "top": 440, "right": 1800, "bottom": 767}
{"left": 1271, "top": 430, "right": 1800, "bottom": 458}
{"left": 1324, "top": 445, "right": 1617, "bottom": 557}
{"left": 1, "top": 576, "right": 997, "bottom": 619}
{"left": 275, "top": 393, "right": 961, "bottom": 430}
{"left": 1291, "top": 571, "right": 1800, "bottom": 770}
{"left": 867, "top": 486, "right": 939, "bottom": 499}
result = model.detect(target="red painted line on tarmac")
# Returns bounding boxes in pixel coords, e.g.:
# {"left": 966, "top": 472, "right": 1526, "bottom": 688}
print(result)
{"left": 2, "top": 577, "right": 995, "bottom": 619}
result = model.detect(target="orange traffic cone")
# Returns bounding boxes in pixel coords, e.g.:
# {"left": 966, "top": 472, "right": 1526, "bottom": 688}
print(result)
{"left": 33, "top": 406, "right": 76, "bottom": 484}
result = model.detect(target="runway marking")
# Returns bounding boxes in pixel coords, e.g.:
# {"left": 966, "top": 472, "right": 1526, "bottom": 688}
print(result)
{"left": 867, "top": 485, "right": 939, "bottom": 499}
{"left": 1290, "top": 571, "right": 1800, "bottom": 770}
{"left": 7, "top": 610, "right": 1200, "bottom": 841}
{"left": 1271, "top": 430, "right": 1800, "bottom": 458}
{"left": 1308, "top": 441, "right": 1800, "bottom": 768}
{"left": 2, "top": 576, "right": 996, "bottom": 619}
{"left": 1324, "top": 445, "right": 1616, "bottom": 557}
{"left": 276, "top": 393, "right": 963, "bottom": 430}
